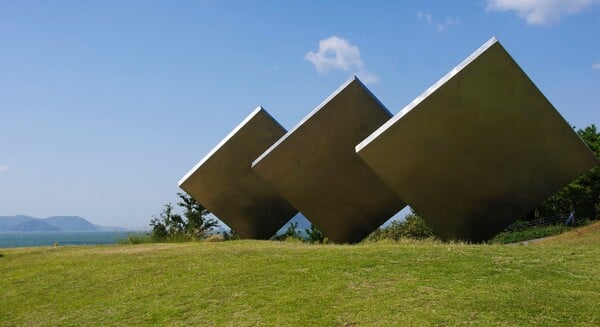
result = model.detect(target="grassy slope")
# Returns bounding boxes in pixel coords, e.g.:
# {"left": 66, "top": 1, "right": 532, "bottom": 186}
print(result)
{"left": 539, "top": 221, "right": 600, "bottom": 246}
{"left": 1, "top": 225, "right": 599, "bottom": 326}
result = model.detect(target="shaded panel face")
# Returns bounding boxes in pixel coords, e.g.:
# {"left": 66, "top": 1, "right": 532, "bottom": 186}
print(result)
{"left": 357, "top": 38, "right": 599, "bottom": 242}
{"left": 179, "top": 107, "right": 297, "bottom": 239}
{"left": 252, "top": 78, "right": 406, "bottom": 243}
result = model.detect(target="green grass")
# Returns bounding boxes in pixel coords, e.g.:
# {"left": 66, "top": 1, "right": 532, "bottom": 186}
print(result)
{"left": 117, "top": 232, "right": 205, "bottom": 245}
{"left": 116, "top": 232, "right": 154, "bottom": 245}
{"left": 1, "top": 224, "right": 599, "bottom": 326}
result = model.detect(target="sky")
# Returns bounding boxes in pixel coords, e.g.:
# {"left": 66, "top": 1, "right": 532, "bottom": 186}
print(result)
{"left": 1, "top": 1, "right": 599, "bottom": 229}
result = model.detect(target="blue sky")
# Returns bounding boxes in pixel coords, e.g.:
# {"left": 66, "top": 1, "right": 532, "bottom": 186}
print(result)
{"left": 1, "top": 1, "right": 599, "bottom": 229}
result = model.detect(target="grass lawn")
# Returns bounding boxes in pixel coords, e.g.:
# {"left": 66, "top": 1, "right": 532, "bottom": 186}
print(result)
{"left": 1, "top": 223, "right": 599, "bottom": 326}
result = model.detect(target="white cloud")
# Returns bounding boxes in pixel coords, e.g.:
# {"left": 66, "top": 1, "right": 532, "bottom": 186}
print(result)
{"left": 417, "top": 11, "right": 433, "bottom": 24}
{"left": 486, "top": 0, "right": 599, "bottom": 25}
{"left": 436, "top": 17, "right": 460, "bottom": 32}
{"left": 305, "top": 36, "right": 379, "bottom": 84}
{"left": 593, "top": 63, "right": 600, "bottom": 70}
{"left": 417, "top": 11, "right": 460, "bottom": 33}
{"left": 0, "top": 165, "right": 8, "bottom": 173}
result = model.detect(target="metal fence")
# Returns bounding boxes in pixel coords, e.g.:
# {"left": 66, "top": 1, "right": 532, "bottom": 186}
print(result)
{"left": 505, "top": 213, "right": 571, "bottom": 232}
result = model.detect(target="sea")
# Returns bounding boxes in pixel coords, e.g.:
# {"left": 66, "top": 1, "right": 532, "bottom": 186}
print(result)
{"left": 0, "top": 231, "right": 143, "bottom": 248}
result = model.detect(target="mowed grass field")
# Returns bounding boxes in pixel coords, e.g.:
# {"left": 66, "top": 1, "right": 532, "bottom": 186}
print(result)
{"left": 1, "top": 223, "right": 599, "bottom": 326}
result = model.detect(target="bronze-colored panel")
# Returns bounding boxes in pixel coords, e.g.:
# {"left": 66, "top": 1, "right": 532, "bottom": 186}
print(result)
{"left": 252, "top": 77, "right": 406, "bottom": 243}
{"left": 357, "top": 38, "right": 599, "bottom": 242}
{"left": 179, "top": 107, "right": 297, "bottom": 239}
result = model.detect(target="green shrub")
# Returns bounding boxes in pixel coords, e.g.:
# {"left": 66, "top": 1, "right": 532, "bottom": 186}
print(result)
{"left": 367, "top": 213, "right": 434, "bottom": 242}
{"left": 305, "top": 224, "right": 325, "bottom": 243}
{"left": 402, "top": 214, "right": 435, "bottom": 238}
{"left": 490, "top": 225, "right": 572, "bottom": 244}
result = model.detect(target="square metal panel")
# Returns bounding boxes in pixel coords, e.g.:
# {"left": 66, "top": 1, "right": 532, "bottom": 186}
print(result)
{"left": 179, "top": 107, "right": 297, "bottom": 239}
{"left": 252, "top": 77, "right": 406, "bottom": 243}
{"left": 356, "top": 37, "right": 599, "bottom": 242}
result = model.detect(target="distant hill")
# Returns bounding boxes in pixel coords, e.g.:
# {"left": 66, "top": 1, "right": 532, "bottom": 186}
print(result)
{"left": 0, "top": 215, "right": 35, "bottom": 230}
{"left": 0, "top": 215, "right": 125, "bottom": 232}
{"left": 42, "top": 216, "right": 98, "bottom": 232}
{"left": 9, "top": 220, "right": 61, "bottom": 232}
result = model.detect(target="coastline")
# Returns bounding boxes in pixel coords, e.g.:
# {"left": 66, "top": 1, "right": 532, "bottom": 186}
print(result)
{"left": 0, "top": 231, "right": 146, "bottom": 248}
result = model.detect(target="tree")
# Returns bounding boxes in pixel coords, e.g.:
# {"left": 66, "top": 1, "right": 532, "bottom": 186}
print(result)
{"left": 527, "top": 124, "right": 600, "bottom": 220}
{"left": 176, "top": 192, "right": 218, "bottom": 238}
{"left": 273, "top": 221, "right": 302, "bottom": 240}
{"left": 150, "top": 193, "right": 218, "bottom": 241}
{"left": 283, "top": 221, "right": 301, "bottom": 238}
{"left": 149, "top": 203, "right": 181, "bottom": 240}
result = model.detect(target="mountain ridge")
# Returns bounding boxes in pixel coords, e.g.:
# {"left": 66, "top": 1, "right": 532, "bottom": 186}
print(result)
{"left": 0, "top": 215, "right": 126, "bottom": 232}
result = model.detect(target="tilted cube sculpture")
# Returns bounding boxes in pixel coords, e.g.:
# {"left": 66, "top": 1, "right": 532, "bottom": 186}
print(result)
{"left": 179, "top": 107, "right": 297, "bottom": 239}
{"left": 252, "top": 77, "right": 406, "bottom": 243}
{"left": 356, "top": 37, "right": 599, "bottom": 242}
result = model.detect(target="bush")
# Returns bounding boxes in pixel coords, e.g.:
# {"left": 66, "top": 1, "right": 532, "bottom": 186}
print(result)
{"left": 490, "top": 225, "right": 573, "bottom": 244}
{"left": 305, "top": 224, "right": 325, "bottom": 243}
{"left": 401, "top": 214, "right": 435, "bottom": 238}
{"left": 367, "top": 213, "right": 434, "bottom": 241}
